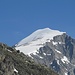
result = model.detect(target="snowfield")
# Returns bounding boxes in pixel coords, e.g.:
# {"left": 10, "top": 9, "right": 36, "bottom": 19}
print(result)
{"left": 15, "top": 28, "right": 65, "bottom": 55}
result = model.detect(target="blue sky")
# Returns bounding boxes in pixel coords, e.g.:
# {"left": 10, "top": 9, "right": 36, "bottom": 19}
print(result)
{"left": 0, "top": 0, "right": 75, "bottom": 46}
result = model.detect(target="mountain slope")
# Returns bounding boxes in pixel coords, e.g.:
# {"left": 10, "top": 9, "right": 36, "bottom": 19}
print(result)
{"left": 0, "top": 43, "right": 58, "bottom": 75}
{"left": 15, "top": 28, "right": 75, "bottom": 75}
{"left": 31, "top": 33, "right": 75, "bottom": 75}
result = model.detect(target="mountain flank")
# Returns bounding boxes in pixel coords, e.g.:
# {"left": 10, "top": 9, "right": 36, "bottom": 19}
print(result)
{"left": 0, "top": 43, "right": 58, "bottom": 75}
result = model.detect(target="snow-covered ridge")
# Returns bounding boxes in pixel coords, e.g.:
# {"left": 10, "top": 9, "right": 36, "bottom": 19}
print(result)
{"left": 15, "top": 28, "right": 65, "bottom": 55}
{"left": 16, "top": 28, "right": 65, "bottom": 46}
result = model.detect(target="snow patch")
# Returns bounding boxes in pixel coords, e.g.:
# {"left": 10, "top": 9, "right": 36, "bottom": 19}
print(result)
{"left": 53, "top": 66, "right": 55, "bottom": 68}
{"left": 64, "top": 72, "right": 68, "bottom": 75}
{"left": 50, "top": 62, "right": 53, "bottom": 64}
{"left": 55, "top": 49, "right": 62, "bottom": 54}
{"left": 47, "top": 54, "right": 51, "bottom": 56}
{"left": 57, "top": 60, "right": 60, "bottom": 65}
{"left": 43, "top": 53, "right": 46, "bottom": 55}
{"left": 7, "top": 49, "right": 12, "bottom": 53}
{"left": 58, "top": 42, "right": 65, "bottom": 44}
{"left": 52, "top": 41, "right": 58, "bottom": 45}
{"left": 14, "top": 68, "right": 18, "bottom": 73}
{"left": 55, "top": 58, "right": 60, "bottom": 65}
{"left": 39, "top": 56, "right": 43, "bottom": 59}
{"left": 59, "top": 42, "right": 62, "bottom": 44}
{"left": 32, "top": 52, "right": 37, "bottom": 55}
{"left": 61, "top": 56, "right": 70, "bottom": 64}
{"left": 36, "top": 54, "right": 43, "bottom": 59}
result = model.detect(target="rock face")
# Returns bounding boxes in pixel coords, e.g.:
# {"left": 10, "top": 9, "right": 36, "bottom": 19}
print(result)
{"left": 0, "top": 43, "right": 58, "bottom": 75}
{"left": 0, "top": 43, "right": 18, "bottom": 75}
{"left": 0, "top": 56, "right": 18, "bottom": 75}
{"left": 31, "top": 33, "right": 75, "bottom": 75}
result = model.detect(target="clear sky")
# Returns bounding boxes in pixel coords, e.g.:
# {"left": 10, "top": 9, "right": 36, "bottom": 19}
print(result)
{"left": 0, "top": 0, "right": 75, "bottom": 46}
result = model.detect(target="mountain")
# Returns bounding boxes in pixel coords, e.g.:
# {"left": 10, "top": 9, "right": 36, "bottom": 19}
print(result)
{"left": 15, "top": 28, "right": 75, "bottom": 75}
{"left": 0, "top": 43, "right": 58, "bottom": 75}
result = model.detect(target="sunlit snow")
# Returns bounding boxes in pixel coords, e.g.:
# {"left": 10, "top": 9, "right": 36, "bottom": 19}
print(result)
{"left": 14, "top": 68, "right": 18, "bottom": 73}
{"left": 65, "top": 72, "right": 68, "bottom": 75}
{"left": 61, "top": 56, "right": 70, "bottom": 64}
{"left": 43, "top": 53, "right": 46, "bottom": 55}
{"left": 15, "top": 28, "right": 65, "bottom": 55}
{"left": 52, "top": 41, "right": 58, "bottom": 45}
{"left": 57, "top": 60, "right": 60, "bottom": 65}
{"left": 55, "top": 49, "right": 62, "bottom": 54}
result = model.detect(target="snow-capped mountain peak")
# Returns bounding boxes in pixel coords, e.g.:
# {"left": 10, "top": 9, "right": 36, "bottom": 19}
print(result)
{"left": 16, "top": 28, "right": 65, "bottom": 46}
{"left": 15, "top": 28, "right": 65, "bottom": 55}
{"left": 15, "top": 28, "right": 75, "bottom": 75}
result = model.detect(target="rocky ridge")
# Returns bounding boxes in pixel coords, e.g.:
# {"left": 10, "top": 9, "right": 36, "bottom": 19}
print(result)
{"left": 0, "top": 43, "right": 58, "bottom": 75}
